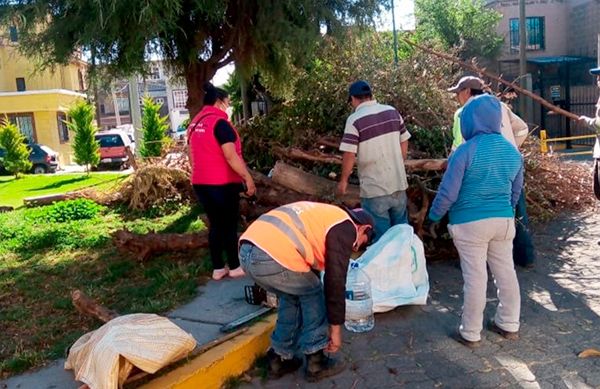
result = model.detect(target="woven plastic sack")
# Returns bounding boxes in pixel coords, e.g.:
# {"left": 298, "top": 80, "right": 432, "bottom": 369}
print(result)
{"left": 354, "top": 224, "right": 429, "bottom": 313}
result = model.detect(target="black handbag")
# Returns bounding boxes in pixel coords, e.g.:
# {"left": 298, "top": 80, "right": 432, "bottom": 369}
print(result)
{"left": 594, "top": 159, "right": 600, "bottom": 201}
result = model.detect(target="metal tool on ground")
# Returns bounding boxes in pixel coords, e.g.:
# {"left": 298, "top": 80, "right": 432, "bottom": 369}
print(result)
{"left": 220, "top": 283, "right": 278, "bottom": 333}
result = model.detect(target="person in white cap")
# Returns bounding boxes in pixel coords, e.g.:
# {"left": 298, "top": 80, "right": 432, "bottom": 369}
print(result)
{"left": 448, "top": 75, "right": 534, "bottom": 268}
{"left": 448, "top": 76, "right": 529, "bottom": 152}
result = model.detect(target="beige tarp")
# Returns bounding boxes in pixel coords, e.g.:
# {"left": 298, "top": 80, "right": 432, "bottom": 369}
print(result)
{"left": 65, "top": 313, "right": 196, "bottom": 389}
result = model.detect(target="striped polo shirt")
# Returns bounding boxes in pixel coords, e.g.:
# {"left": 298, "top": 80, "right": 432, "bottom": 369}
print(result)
{"left": 339, "top": 100, "right": 411, "bottom": 198}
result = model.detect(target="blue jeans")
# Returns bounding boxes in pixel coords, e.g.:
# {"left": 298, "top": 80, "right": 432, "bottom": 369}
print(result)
{"left": 361, "top": 190, "right": 408, "bottom": 242}
{"left": 239, "top": 243, "right": 328, "bottom": 359}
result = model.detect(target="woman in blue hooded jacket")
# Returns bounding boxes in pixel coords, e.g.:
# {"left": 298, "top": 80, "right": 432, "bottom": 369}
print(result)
{"left": 429, "top": 94, "right": 524, "bottom": 347}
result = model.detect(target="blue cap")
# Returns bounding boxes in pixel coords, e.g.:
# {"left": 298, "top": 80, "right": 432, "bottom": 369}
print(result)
{"left": 590, "top": 67, "right": 600, "bottom": 76}
{"left": 348, "top": 80, "right": 372, "bottom": 98}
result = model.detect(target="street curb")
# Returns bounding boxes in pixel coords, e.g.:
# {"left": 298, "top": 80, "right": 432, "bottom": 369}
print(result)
{"left": 139, "top": 315, "right": 275, "bottom": 389}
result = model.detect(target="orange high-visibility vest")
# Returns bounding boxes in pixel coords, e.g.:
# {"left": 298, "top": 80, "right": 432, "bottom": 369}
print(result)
{"left": 240, "top": 202, "right": 355, "bottom": 272}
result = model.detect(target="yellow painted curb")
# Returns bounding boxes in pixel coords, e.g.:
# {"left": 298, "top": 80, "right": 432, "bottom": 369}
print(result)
{"left": 140, "top": 315, "right": 275, "bottom": 389}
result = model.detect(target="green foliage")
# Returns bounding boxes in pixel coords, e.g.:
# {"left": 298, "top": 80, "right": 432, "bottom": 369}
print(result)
{"left": 40, "top": 198, "right": 105, "bottom": 223}
{"left": 0, "top": 0, "right": 384, "bottom": 115}
{"left": 408, "top": 125, "right": 452, "bottom": 158}
{"left": 0, "top": 120, "right": 32, "bottom": 178}
{"left": 414, "top": 0, "right": 503, "bottom": 60}
{"left": 66, "top": 101, "right": 100, "bottom": 173}
{"left": 241, "top": 29, "right": 458, "bottom": 171}
{"left": 140, "top": 96, "right": 170, "bottom": 157}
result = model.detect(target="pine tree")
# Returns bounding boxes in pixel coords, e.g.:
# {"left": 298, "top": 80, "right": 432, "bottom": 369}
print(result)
{"left": 66, "top": 101, "right": 100, "bottom": 174}
{"left": 140, "top": 97, "right": 169, "bottom": 158}
{"left": 0, "top": 120, "right": 32, "bottom": 178}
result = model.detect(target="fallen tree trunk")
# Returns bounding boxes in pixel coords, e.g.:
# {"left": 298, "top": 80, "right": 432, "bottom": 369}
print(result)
{"left": 271, "top": 161, "right": 360, "bottom": 207}
{"left": 273, "top": 146, "right": 447, "bottom": 172}
{"left": 112, "top": 230, "right": 209, "bottom": 261}
{"left": 71, "top": 289, "right": 119, "bottom": 323}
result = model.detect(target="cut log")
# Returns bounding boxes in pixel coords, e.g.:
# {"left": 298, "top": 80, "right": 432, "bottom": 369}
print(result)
{"left": 273, "top": 146, "right": 447, "bottom": 172}
{"left": 317, "top": 136, "right": 341, "bottom": 149}
{"left": 112, "top": 230, "right": 209, "bottom": 261}
{"left": 23, "top": 192, "right": 82, "bottom": 207}
{"left": 270, "top": 161, "right": 360, "bottom": 207}
{"left": 71, "top": 289, "right": 119, "bottom": 323}
{"left": 249, "top": 170, "right": 320, "bottom": 206}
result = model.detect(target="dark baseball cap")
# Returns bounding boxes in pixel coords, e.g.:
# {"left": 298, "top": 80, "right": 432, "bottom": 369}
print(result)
{"left": 344, "top": 206, "right": 374, "bottom": 227}
{"left": 447, "top": 76, "right": 484, "bottom": 93}
{"left": 590, "top": 67, "right": 600, "bottom": 75}
{"left": 348, "top": 80, "right": 372, "bottom": 98}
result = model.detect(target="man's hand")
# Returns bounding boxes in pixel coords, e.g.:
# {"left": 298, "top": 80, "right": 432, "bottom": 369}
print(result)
{"left": 336, "top": 180, "right": 348, "bottom": 197}
{"left": 428, "top": 221, "right": 441, "bottom": 239}
{"left": 324, "top": 324, "right": 342, "bottom": 353}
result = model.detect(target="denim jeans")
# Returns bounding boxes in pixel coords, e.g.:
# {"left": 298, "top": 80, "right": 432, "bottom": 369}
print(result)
{"left": 361, "top": 190, "right": 408, "bottom": 242}
{"left": 239, "top": 242, "right": 328, "bottom": 358}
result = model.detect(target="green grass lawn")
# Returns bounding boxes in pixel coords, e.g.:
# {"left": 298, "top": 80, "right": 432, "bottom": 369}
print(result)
{"left": 0, "top": 202, "right": 210, "bottom": 378}
{"left": 0, "top": 173, "right": 127, "bottom": 208}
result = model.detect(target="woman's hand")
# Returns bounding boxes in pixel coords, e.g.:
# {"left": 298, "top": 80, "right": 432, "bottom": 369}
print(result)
{"left": 244, "top": 176, "right": 256, "bottom": 197}
{"left": 324, "top": 324, "right": 342, "bottom": 353}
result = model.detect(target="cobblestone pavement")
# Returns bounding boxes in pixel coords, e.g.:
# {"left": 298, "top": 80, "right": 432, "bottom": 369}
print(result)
{"left": 243, "top": 209, "right": 600, "bottom": 388}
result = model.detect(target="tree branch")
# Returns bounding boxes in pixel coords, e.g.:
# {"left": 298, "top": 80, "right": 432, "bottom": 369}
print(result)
{"left": 401, "top": 37, "right": 580, "bottom": 121}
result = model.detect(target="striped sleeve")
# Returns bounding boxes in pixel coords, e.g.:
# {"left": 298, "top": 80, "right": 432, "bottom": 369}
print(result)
{"left": 339, "top": 118, "right": 359, "bottom": 153}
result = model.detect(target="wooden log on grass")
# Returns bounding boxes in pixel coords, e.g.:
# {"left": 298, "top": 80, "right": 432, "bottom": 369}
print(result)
{"left": 112, "top": 230, "right": 209, "bottom": 261}
{"left": 71, "top": 289, "right": 119, "bottom": 323}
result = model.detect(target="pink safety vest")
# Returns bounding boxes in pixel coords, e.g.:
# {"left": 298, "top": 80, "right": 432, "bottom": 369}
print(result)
{"left": 187, "top": 105, "right": 244, "bottom": 185}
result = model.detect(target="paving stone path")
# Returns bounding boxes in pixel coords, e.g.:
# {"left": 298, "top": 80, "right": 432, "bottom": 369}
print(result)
{"left": 244, "top": 209, "right": 600, "bottom": 388}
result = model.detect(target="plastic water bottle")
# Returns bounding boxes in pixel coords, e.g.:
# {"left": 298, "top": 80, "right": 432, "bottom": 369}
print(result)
{"left": 344, "top": 262, "right": 374, "bottom": 332}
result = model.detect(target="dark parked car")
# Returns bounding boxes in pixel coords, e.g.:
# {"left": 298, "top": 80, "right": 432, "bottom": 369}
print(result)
{"left": 0, "top": 143, "right": 59, "bottom": 174}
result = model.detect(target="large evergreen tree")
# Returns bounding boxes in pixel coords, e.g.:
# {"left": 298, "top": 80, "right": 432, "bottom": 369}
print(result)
{"left": 0, "top": 0, "right": 383, "bottom": 117}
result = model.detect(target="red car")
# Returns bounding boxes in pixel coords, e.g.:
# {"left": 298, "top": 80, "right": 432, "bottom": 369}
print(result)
{"left": 94, "top": 130, "right": 134, "bottom": 170}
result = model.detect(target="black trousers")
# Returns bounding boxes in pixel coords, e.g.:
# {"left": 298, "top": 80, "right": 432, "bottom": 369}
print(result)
{"left": 193, "top": 183, "right": 242, "bottom": 270}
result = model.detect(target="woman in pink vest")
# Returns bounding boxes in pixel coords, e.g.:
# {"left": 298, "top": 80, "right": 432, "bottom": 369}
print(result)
{"left": 187, "top": 82, "right": 256, "bottom": 280}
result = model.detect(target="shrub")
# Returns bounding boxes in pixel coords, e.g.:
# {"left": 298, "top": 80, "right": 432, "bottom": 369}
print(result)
{"left": 41, "top": 198, "right": 105, "bottom": 223}
{"left": 0, "top": 120, "right": 32, "bottom": 178}
{"left": 140, "top": 96, "right": 170, "bottom": 157}
{"left": 67, "top": 101, "right": 100, "bottom": 174}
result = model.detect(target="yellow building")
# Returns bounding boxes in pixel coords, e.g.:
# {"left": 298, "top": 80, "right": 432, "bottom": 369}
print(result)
{"left": 0, "top": 27, "right": 87, "bottom": 165}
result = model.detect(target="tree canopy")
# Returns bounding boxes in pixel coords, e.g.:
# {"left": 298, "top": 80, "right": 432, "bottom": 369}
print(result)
{"left": 0, "top": 0, "right": 384, "bottom": 116}
{"left": 414, "top": 0, "right": 503, "bottom": 60}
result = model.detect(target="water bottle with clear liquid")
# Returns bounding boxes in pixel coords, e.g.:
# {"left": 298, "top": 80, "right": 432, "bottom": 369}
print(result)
{"left": 344, "top": 262, "right": 374, "bottom": 332}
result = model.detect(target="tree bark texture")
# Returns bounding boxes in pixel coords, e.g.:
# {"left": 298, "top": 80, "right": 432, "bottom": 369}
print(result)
{"left": 112, "top": 230, "right": 209, "bottom": 262}
{"left": 270, "top": 161, "right": 361, "bottom": 207}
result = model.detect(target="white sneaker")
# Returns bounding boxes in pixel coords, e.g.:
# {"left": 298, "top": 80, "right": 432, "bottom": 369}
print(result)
{"left": 212, "top": 268, "right": 229, "bottom": 280}
{"left": 228, "top": 267, "right": 246, "bottom": 278}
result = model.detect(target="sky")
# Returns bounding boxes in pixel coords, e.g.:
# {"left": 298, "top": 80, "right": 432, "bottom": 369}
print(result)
{"left": 211, "top": 0, "right": 416, "bottom": 86}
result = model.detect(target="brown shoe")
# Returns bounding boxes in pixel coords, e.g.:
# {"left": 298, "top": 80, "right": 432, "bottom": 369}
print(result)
{"left": 488, "top": 321, "right": 519, "bottom": 340}
{"left": 452, "top": 331, "right": 481, "bottom": 349}
{"left": 305, "top": 350, "right": 345, "bottom": 382}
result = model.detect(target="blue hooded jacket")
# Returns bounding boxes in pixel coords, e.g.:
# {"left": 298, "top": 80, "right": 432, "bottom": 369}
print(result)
{"left": 429, "top": 94, "right": 523, "bottom": 224}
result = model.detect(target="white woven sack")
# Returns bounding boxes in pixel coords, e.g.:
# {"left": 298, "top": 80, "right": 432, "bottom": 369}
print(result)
{"left": 355, "top": 224, "right": 429, "bottom": 313}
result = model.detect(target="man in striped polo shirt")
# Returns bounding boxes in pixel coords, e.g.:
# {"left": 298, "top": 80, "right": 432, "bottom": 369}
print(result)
{"left": 337, "top": 80, "right": 411, "bottom": 241}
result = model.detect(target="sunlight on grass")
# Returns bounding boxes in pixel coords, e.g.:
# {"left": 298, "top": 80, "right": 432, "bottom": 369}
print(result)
{"left": 0, "top": 173, "right": 128, "bottom": 208}
{"left": 0, "top": 204, "right": 209, "bottom": 378}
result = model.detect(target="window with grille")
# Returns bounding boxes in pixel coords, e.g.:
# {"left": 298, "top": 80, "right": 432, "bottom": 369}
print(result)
{"left": 7, "top": 113, "right": 36, "bottom": 142}
{"left": 57, "top": 112, "right": 69, "bottom": 143}
{"left": 172, "top": 89, "right": 188, "bottom": 109}
{"left": 510, "top": 17, "right": 545, "bottom": 53}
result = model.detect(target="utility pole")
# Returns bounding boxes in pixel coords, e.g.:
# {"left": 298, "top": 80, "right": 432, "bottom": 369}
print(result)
{"left": 391, "top": 0, "right": 398, "bottom": 64}
{"left": 518, "top": 0, "right": 527, "bottom": 119}
{"left": 110, "top": 85, "right": 122, "bottom": 127}
{"left": 128, "top": 75, "right": 142, "bottom": 156}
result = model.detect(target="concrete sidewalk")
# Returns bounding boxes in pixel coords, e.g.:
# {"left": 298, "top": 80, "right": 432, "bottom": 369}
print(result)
{"left": 242, "top": 211, "right": 600, "bottom": 388}
{"left": 1, "top": 276, "right": 269, "bottom": 389}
